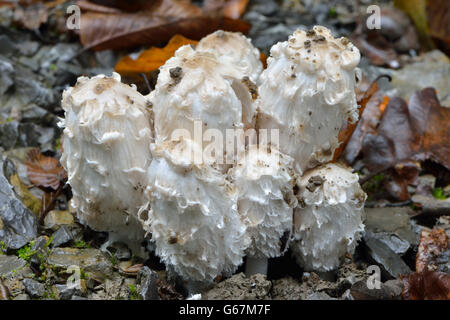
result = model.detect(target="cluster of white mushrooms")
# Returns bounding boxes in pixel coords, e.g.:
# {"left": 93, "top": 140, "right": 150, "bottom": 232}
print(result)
{"left": 59, "top": 26, "right": 367, "bottom": 284}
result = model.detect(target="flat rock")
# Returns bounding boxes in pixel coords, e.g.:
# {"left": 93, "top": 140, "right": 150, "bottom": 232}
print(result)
{"left": 412, "top": 195, "right": 450, "bottom": 216}
{"left": 0, "top": 255, "right": 27, "bottom": 277}
{"left": 364, "top": 233, "right": 412, "bottom": 279}
{"left": 22, "top": 278, "right": 45, "bottom": 298}
{"left": 0, "top": 157, "right": 37, "bottom": 249}
{"left": 47, "top": 248, "right": 113, "bottom": 280}
{"left": 390, "top": 50, "right": 450, "bottom": 106}
{"left": 44, "top": 210, "right": 74, "bottom": 231}
{"left": 51, "top": 224, "right": 83, "bottom": 247}
{"left": 365, "top": 207, "right": 419, "bottom": 246}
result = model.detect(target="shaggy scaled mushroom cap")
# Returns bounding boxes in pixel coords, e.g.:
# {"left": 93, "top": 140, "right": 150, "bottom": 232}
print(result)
{"left": 229, "top": 145, "right": 297, "bottom": 258}
{"left": 150, "top": 45, "right": 257, "bottom": 147}
{"left": 197, "top": 30, "right": 263, "bottom": 84}
{"left": 257, "top": 26, "right": 361, "bottom": 174}
{"left": 140, "top": 139, "right": 249, "bottom": 282}
{"left": 60, "top": 73, "right": 153, "bottom": 253}
{"left": 292, "top": 163, "right": 366, "bottom": 271}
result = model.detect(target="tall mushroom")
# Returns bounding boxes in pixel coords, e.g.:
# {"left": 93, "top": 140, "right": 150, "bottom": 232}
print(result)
{"left": 59, "top": 73, "right": 153, "bottom": 254}
{"left": 257, "top": 26, "right": 361, "bottom": 175}
{"left": 142, "top": 45, "right": 259, "bottom": 283}
{"left": 140, "top": 139, "right": 249, "bottom": 282}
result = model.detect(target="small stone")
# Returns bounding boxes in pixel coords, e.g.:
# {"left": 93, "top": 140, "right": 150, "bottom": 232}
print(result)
{"left": 0, "top": 255, "right": 27, "bottom": 277}
{"left": 23, "top": 278, "right": 45, "bottom": 298}
{"left": 107, "top": 242, "right": 131, "bottom": 261}
{"left": 0, "top": 58, "right": 14, "bottom": 95}
{"left": 51, "top": 225, "right": 82, "bottom": 247}
{"left": 53, "top": 281, "right": 86, "bottom": 300}
{"left": 415, "top": 174, "right": 436, "bottom": 195}
{"left": 44, "top": 210, "right": 74, "bottom": 231}
{"left": 203, "top": 273, "right": 271, "bottom": 300}
{"left": 350, "top": 279, "right": 403, "bottom": 300}
{"left": 306, "top": 292, "right": 336, "bottom": 300}
{"left": 47, "top": 248, "right": 113, "bottom": 281}
{"left": 137, "top": 266, "right": 160, "bottom": 300}
{"left": 13, "top": 293, "right": 30, "bottom": 300}
{"left": 29, "top": 235, "right": 50, "bottom": 265}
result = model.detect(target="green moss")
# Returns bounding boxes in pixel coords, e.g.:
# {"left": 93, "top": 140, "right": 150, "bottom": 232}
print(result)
{"left": 432, "top": 187, "right": 447, "bottom": 200}
{"left": 129, "top": 284, "right": 140, "bottom": 300}
{"left": 73, "top": 240, "right": 90, "bottom": 249}
{"left": 0, "top": 241, "right": 6, "bottom": 254}
{"left": 17, "top": 242, "right": 37, "bottom": 262}
{"left": 328, "top": 7, "right": 337, "bottom": 18}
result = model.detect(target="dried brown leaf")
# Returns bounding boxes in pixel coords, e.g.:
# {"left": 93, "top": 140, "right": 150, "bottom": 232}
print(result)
{"left": 361, "top": 88, "right": 449, "bottom": 200}
{"left": 333, "top": 77, "right": 381, "bottom": 162}
{"left": 115, "top": 34, "right": 198, "bottom": 77}
{"left": 401, "top": 271, "right": 450, "bottom": 300}
{"left": 25, "top": 148, "right": 67, "bottom": 191}
{"left": 79, "top": 0, "right": 250, "bottom": 51}
{"left": 426, "top": 0, "right": 450, "bottom": 55}
{"left": 362, "top": 88, "right": 450, "bottom": 172}
{"left": 416, "top": 228, "right": 449, "bottom": 273}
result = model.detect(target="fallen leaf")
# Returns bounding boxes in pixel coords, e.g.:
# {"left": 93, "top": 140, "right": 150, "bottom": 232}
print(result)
{"left": 204, "top": 0, "right": 250, "bottom": 19}
{"left": 79, "top": 0, "right": 250, "bottom": 51}
{"left": 394, "top": 0, "right": 435, "bottom": 51}
{"left": 77, "top": 0, "right": 122, "bottom": 13}
{"left": 351, "top": 7, "right": 417, "bottom": 68}
{"left": 25, "top": 148, "right": 67, "bottom": 191}
{"left": 362, "top": 88, "right": 450, "bottom": 172}
{"left": 13, "top": 3, "right": 48, "bottom": 30}
{"left": 333, "top": 76, "right": 382, "bottom": 162}
{"left": 400, "top": 271, "right": 450, "bottom": 300}
{"left": 361, "top": 88, "right": 449, "bottom": 200}
{"left": 416, "top": 228, "right": 449, "bottom": 273}
{"left": 115, "top": 34, "right": 198, "bottom": 77}
{"left": 341, "top": 93, "right": 387, "bottom": 164}
{"left": 426, "top": 0, "right": 450, "bottom": 55}
{"left": 122, "top": 263, "right": 143, "bottom": 276}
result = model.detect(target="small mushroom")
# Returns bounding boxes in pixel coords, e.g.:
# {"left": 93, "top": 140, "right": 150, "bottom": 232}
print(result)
{"left": 59, "top": 73, "right": 153, "bottom": 255}
{"left": 292, "top": 163, "right": 366, "bottom": 271}
{"left": 229, "top": 145, "right": 297, "bottom": 275}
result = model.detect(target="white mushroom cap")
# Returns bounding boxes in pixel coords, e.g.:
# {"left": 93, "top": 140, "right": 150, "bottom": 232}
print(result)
{"left": 257, "top": 26, "right": 361, "bottom": 174}
{"left": 229, "top": 145, "right": 297, "bottom": 258}
{"left": 59, "top": 73, "right": 153, "bottom": 252}
{"left": 150, "top": 45, "right": 257, "bottom": 146}
{"left": 141, "top": 139, "right": 249, "bottom": 282}
{"left": 292, "top": 163, "right": 366, "bottom": 271}
{"left": 196, "top": 30, "right": 263, "bottom": 84}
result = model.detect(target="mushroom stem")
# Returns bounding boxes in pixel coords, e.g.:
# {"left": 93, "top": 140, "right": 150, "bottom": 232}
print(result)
{"left": 245, "top": 257, "right": 269, "bottom": 276}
